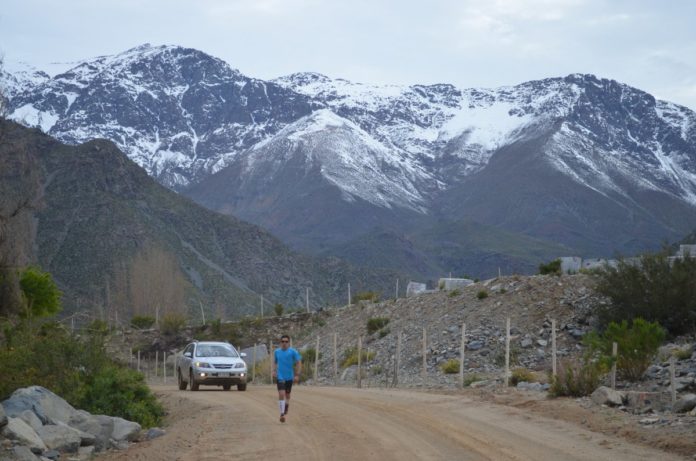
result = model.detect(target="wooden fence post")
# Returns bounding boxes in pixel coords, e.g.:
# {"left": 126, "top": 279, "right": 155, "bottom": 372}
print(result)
{"left": 314, "top": 336, "right": 320, "bottom": 384}
{"left": 670, "top": 356, "right": 677, "bottom": 407}
{"left": 611, "top": 342, "right": 618, "bottom": 390}
{"left": 505, "top": 318, "right": 510, "bottom": 387}
{"left": 333, "top": 333, "right": 338, "bottom": 385}
{"left": 459, "top": 323, "right": 466, "bottom": 389}
{"left": 394, "top": 330, "right": 402, "bottom": 388}
{"left": 357, "top": 336, "right": 362, "bottom": 389}
{"left": 252, "top": 343, "right": 257, "bottom": 384}
{"left": 163, "top": 352, "right": 167, "bottom": 384}
{"left": 137, "top": 350, "right": 141, "bottom": 373}
{"left": 551, "top": 319, "right": 557, "bottom": 379}
{"left": 422, "top": 327, "right": 427, "bottom": 383}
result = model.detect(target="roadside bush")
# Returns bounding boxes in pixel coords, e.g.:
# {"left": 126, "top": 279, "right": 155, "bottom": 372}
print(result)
{"left": 211, "top": 318, "right": 222, "bottom": 335}
{"left": 672, "top": 345, "right": 694, "bottom": 360}
{"left": 440, "top": 359, "right": 459, "bottom": 374}
{"left": 274, "top": 303, "right": 284, "bottom": 316}
{"left": 476, "top": 290, "right": 488, "bottom": 300}
{"left": 538, "top": 259, "right": 562, "bottom": 276}
{"left": 549, "top": 359, "right": 604, "bottom": 397}
{"left": 341, "top": 347, "right": 375, "bottom": 368}
{"left": 79, "top": 364, "right": 164, "bottom": 427}
{"left": 462, "top": 373, "right": 482, "bottom": 387}
{"left": 378, "top": 328, "right": 390, "bottom": 338}
{"left": 352, "top": 291, "right": 380, "bottom": 303}
{"left": 448, "top": 289, "right": 461, "bottom": 298}
{"left": 131, "top": 315, "right": 155, "bottom": 330}
{"left": 161, "top": 312, "right": 187, "bottom": 335}
{"left": 583, "top": 318, "right": 666, "bottom": 381}
{"left": 594, "top": 252, "right": 696, "bottom": 335}
{"left": 367, "top": 317, "right": 390, "bottom": 335}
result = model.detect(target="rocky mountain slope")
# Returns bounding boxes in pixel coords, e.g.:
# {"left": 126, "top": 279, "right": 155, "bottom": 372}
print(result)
{"left": 3, "top": 45, "right": 696, "bottom": 278}
{"left": 0, "top": 119, "right": 403, "bottom": 319}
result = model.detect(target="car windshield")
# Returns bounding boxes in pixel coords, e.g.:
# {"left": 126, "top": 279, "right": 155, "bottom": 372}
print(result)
{"left": 195, "top": 344, "right": 238, "bottom": 358}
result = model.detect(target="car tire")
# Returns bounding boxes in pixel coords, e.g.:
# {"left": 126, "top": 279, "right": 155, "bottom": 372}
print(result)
{"left": 237, "top": 383, "right": 247, "bottom": 391}
{"left": 177, "top": 369, "right": 187, "bottom": 390}
{"left": 190, "top": 370, "right": 199, "bottom": 391}
{"left": 222, "top": 384, "right": 231, "bottom": 391}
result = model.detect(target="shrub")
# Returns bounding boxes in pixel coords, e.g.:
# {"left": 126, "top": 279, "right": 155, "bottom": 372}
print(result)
{"left": 131, "top": 315, "right": 155, "bottom": 330}
{"left": 549, "top": 359, "right": 604, "bottom": 397}
{"left": 476, "top": 290, "right": 488, "bottom": 300}
{"left": 440, "top": 359, "right": 460, "bottom": 374}
{"left": 594, "top": 252, "right": 696, "bottom": 335}
{"left": 463, "top": 373, "right": 483, "bottom": 387}
{"left": 448, "top": 289, "right": 461, "bottom": 298}
{"left": 19, "top": 267, "right": 62, "bottom": 318}
{"left": 378, "top": 328, "right": 390, "bottom": 338}
{"left": 367, "top": 317, "right": 390, "bottom": 335}
{"left": 510, "top": 368, "right": 536, "bottom": 385}
{"left": 274, "top": 303, "right": 284, "bottom": 316}
{"left": 161, "top": 312, "right": 187, "bottom": 335}
{"left": 672, "top": 345, "right": 694, "bottom": 360}
{"left": 583, "top": 318, "right": 666, "bottom": 381}
{"left": 352, "top": 291, "right": 380, "bottom": 303}
{"left": 493, "top": 344, "right": 520, "bottom": 368}
{"left": 211, "top": 318, "right": 222, "bottom": 335}
{"left": 341, "top": 347, "right": 375, "bottom": 368}
{"left": 79, "top": 364, "right": 164, "bottom": 427}
{"left": 538, "top": 259, "right": 562, "bottom": 276}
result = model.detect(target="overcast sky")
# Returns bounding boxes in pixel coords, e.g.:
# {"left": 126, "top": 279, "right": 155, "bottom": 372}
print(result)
{"left": 2, "top": 0, "right": 696, "bottom": 109}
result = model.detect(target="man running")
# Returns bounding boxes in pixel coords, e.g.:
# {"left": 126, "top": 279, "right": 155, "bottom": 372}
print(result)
{"left": 272, "top": 334, "right": 302, "bottom": 423}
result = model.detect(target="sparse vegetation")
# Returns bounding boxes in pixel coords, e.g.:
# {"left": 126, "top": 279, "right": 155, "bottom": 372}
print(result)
{"left": 538, "top": 259, "right": 562, "bottom": 276}
{"left": 161, "top": 312, "right": 187, "bottom": 335}
{"left": 274, "top": 303, "right": 284, "bottom": 316}
{"left": 367, "top": 317, "right": 390, "bottom": 335}
{"left": 672, "top": 345, "right": 694, "bottom": 360}
{"left": 476, "top": 290, "right": 488, "bottom": 300}
{"left": 440, "top": 359, "right": 460, "bottom": 374}
{"left": 352, "top": 291, "right": 380, "bottom": 303}
{"left": 448, "top": 289, "right": 461, "bottom": 297}
{"left": 131, "top": 315, "right": 156, "bottom": 330}
{"left": 510, "top": 368, "right": 536, "bottom": 385}
{"left": 549, "top": 359, "right": 603, "bottom": 397}
{"left": 341, "top": 347, "right": 375, "bottom": 368}
{"left": 462, "top": 373, "right": 483, "bottom": 387}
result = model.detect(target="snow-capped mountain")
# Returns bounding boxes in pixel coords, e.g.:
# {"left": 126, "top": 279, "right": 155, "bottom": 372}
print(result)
{"left": 3, "top": 44, "right": 696, "bottom": 274}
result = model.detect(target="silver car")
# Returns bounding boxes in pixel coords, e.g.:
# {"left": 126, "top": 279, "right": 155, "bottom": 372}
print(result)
{"left": 176, "top": 341, "right": 248, "bottom": 391}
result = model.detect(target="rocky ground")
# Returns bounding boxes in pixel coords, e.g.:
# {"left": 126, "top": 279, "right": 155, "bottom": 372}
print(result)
{"left": 105, "top": 273, "right": 696, "bottom": 459}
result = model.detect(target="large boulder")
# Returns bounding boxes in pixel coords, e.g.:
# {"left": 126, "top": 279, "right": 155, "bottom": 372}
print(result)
{"left": 35, "top": 424, "right": 81, "bottom": 453}
{"left": 69, "top": 411, "right": 112, "bottom": 451}
{"left": 110, "top": 417, "right": 141, "bottom": 443}
{"left": 673, "top": 393, "right": 696, "bottom": 413}
{"left": 591, "top": 386, "right": 625, "bottom": 406}
{"left": 0, "top": 417, "right": 47, "bottom": 454}
{"left": 17, "top": 411, "right": 42, "bottom": 433}
{"left": 4, "top": 445, "right": 41, "bottom": 461}
{"left": 2, "top": 387, "right": 77, "bottom": 425}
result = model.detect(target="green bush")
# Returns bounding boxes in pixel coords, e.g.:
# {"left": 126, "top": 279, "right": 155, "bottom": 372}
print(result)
{"left": 672, "top": 346, "right": 693, "bottom": 360}
{"left": 476, "top": 290, "right": 488, "bottom": 300}
{"left": 594, "top": 252, "right": 696, "bottom": 335}
{"left": 549, "top": 359, "right": 604, "bottom": 397}
{"left": 448, "top": 289, "right": 461, "bottom": 297}
{"left": 211, "top": 318, "right": 222, "bottom": 335}
{"left": 538, "top": 259, "right": 562, "bottom": 276}
{"left": 440, "top": 359, "right": 460, "bottom": 374}
{"left": 352, "top": 291, "right": 380, "bottom": 303}
{"left": 367, "top": 317, "right": 390, "bottom": 335}
{"left": 341, "top": 347, "right": 375, "bottom": 367}
{"left": 378, "top": 328, "right": 390, "bottom": 338}
{"left": 583, "top": 318, "right": 666, "bottom": 381}
{"left": 161, "top": 312, "right": 187, "bottom": 335}
{"left": 131, "top": 315, "right": 155, "bottom": 330}
{"left": 79, "top": 364, "right": 164, "bottom": 427}
{"left": 274, "top": 303, "right": 284, "bottom": 316}
{"left": 19, "top": 267, "right": 62, "bottom": 318}
{"left": 462, "top": 373, "right": 482, "bottom": 387}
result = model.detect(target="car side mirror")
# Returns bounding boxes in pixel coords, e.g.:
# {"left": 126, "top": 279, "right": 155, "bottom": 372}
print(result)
{"left": 240, "top": 352, "right": 247, "bottom": 358}
{"left": 184, "top": 352, "right": 192, "bottom": 358}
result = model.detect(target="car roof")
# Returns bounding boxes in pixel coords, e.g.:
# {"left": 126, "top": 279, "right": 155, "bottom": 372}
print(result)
{"left": 194, "top": 341, "right": 233, "bottom": 347}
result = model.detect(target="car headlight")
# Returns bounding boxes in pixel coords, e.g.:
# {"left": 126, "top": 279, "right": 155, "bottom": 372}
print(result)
{"left": 234, "top": 363, "right": 246, "bottom": 369}
{"left": 195, "top": 361, "right": 212, "bottom": 368}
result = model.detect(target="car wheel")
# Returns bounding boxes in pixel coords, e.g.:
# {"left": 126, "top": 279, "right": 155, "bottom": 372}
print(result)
{"left": 222, "top": 384, "right": 231, "bottom": 391}
{"left": 177, "top": 369, "right": 187, "bottom": 390}
{"left": 237, "top": 383, "right": 247, "bottom": 391}
{"left": 190, "top": 370, "right": 199, "bottom": 391}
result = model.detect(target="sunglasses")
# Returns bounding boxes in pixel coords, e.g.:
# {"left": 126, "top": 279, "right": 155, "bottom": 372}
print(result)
{"left": 281, "top": 340, "right": 289, "bottom": 343}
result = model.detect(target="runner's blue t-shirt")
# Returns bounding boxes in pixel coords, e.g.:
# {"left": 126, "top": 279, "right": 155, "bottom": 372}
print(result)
{"left": 274, "top": 348, "right": 301, "bottom": 381}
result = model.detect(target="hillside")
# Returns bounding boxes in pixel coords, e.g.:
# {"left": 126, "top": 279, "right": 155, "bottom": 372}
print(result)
{"left": 0, "top": 119, "right": 404, "bottom": 320}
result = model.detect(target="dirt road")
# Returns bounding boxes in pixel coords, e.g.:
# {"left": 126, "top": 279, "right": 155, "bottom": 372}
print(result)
{"left": 97, "top": 385, "right": 687, "bottom": 461}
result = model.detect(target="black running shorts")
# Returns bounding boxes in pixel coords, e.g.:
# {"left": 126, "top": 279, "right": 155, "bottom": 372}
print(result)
{"left": 276, "top": 380, "right": 293, "bottom": 392}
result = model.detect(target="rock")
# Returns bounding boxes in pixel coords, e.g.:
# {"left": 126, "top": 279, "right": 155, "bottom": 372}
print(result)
{"left": 110, "top": 417, "right": 141, "bottom": 442}
{"left": 1, "top": 417, "right": 47, "bottom": 454}
{"left": 0, "top": 404, "right": 7, "bottom": 428}
{"left": 36, "top": 424, "right": 81, "bottom": 453}
{"left": 17, "top": 411, "right": 42, "bottom": 433}
{"left": 570, "top": 329, "right": 585, "bottom": 339}
{"left": 110, "top": 439, "right": 130, "bottom": 450}
{"left": 467, "top": 341, "right": 484, "bottom": 351}
{"left": 516, "top": 382, "right": 543, "bottom": 391}
{"left": 69, "top": 411, "right": 112, "bottom": 451}
{"left": 673, "top": 393, "right": 696, "bottom": 413}
{"left": 536, "top": 339, "right": 548, "bottom": 347}
{"left": 624, "top": 391, "right": 670, "bottom": 413}
{"left": 591, "top": 386, "right": 625, "bottom": 406}
{"left": 469, "top": 380, "right": 489, "bottom": 388}
{"left": 7, "top": 445, "right": 41, "bottom": 461}
{"left": 672, "top": 377, "right": 696, "bottom": 392}
{"left": 42, "top": 449, "right": 60, "bottom": 460}
{"left": 78, "top": 445, "right": 96, "bottom": 459}
{"left": 144, "top": 427, "right": 166, "bottom": 440}
{"left": 520, "top": 338, "right": 533, "bottom": 348}
{"left": 3, "top": 386, "right": 78, "bottom": 425}
{"left": 639, "top": 417, "right": 659, "bottom": 425}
